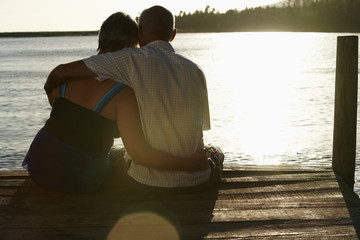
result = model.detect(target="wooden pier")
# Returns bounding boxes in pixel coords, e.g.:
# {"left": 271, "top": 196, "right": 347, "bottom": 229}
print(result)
{"left": 1, "top": 164, "right": 360, "bottom": 239}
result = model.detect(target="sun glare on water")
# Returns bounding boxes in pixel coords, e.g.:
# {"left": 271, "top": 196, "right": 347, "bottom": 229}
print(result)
{"left": 193, "top": 32, "right": 333, "bottom": 165}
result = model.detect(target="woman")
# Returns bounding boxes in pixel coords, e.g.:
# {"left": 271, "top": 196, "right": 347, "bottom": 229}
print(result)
{"left": 23, "top": 12, "right": 207, "bottom": 193}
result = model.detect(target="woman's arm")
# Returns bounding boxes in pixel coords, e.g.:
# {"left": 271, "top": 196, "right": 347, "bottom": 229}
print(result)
{"left": 115, "top": 87, "right": 208, "bottom": 171}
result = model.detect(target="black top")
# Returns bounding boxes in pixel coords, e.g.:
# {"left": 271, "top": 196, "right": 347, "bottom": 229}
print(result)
{"left": 44, "top": 98, "right": 119, "bottom": 154}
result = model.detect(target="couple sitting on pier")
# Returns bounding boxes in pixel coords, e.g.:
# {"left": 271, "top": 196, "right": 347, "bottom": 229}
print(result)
{"left": 23, "top": 6, "right": 224, "bottom": 193}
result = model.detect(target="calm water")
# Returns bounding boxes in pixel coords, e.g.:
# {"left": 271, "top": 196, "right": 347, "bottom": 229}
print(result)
{"left": 1, "top": 32, "right": 360, "bottom": 191}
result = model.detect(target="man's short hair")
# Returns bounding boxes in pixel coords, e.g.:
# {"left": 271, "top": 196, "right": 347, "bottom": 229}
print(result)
{"left": 139, "top": 6, "right": 174, "bottom": 41}
{"left": 98, "top": 12, "right": 138, "bottom": 52}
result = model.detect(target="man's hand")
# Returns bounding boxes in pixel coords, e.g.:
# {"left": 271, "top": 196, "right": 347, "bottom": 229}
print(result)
{"left": 44, "top": 60, "right": 97, "bottom": 94}
{"left": 44, "top": 65, "right": 63, "bottom": 94}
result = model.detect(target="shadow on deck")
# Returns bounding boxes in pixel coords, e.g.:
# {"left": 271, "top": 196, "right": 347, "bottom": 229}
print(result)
{"left": 1, "top": 164, "right": 360, "bottom": 239}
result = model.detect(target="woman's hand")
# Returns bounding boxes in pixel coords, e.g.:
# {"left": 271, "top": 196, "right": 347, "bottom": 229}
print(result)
{"left": 187, "top": 148, "right": 209, "bottom": 171}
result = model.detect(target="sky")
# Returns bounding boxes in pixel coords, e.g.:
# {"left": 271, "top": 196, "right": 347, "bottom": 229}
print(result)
{"left": 0, "top": 0, "right": 282, "bottom": 32}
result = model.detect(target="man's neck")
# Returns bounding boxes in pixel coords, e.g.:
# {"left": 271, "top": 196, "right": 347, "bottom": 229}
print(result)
{"left": 140, "top": 37, "right": 170, "bottom": 47}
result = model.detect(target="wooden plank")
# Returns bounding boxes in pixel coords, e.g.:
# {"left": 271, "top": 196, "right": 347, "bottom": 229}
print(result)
{"left": 0, "top": 165, "right": 359, "bottom": 239}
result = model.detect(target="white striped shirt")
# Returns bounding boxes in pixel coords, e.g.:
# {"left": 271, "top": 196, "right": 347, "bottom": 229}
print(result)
{"left": 83, "top": 40, "right": 211, "bottom": 187}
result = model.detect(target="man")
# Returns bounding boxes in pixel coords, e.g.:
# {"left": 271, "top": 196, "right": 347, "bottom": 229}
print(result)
{"left": 44, "top": 6, "right": 223, "bottom": 190}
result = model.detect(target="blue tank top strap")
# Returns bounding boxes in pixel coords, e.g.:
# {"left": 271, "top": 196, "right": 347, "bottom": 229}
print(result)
{"left": 92, "top": 83, "right": 126, "bottom": 113}
{"left": 59, "top": 82, "right": 67, "bottom": 98}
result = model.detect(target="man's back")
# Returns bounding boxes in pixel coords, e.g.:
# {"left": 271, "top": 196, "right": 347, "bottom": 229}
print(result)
{"left": 83, "top": 40, "right": 211, "bottom": 187}
{"left": 128, "top": 41, "right": 210, "bottom": 155}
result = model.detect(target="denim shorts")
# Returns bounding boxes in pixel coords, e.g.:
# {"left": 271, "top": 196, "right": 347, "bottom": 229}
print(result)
{"left": 23, "top": 128, "right": 110, "bottom": 193}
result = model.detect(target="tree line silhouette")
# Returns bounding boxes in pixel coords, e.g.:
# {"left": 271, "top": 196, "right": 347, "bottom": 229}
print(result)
{"left": 175, "top": 0, "right": 360, "bottom": 32}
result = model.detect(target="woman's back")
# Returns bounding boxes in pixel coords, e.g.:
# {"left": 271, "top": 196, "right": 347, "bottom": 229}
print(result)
{"left": 23, "top": 77, "right": 126, "bottom": 193}
{"left": 46, "top": 78, "right": 125, "bottom": 154}
{"left": 50, "top": 77, "right": 120, "bottom": 121}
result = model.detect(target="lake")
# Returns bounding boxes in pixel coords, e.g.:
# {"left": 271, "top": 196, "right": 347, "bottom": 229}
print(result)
{"left": 1, "top": 32, "right": 360, "bottom": 192}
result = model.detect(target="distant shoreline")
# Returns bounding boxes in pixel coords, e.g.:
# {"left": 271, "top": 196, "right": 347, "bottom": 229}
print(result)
{"left": 0, "top": 29, "right": 358, "bottom": 38}
{"left": 0, "top": 31, "right": 99, "bottom": 38}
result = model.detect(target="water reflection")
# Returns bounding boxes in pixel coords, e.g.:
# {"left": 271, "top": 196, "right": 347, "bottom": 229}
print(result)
{"left": 174, "top": 32, "right": 339, "bottom": 165}
{"left": 1, "top": 32, "right": 358, "bottom": 182}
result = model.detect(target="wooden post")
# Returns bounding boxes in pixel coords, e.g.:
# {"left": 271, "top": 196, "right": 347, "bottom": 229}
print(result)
{"left": 332, "top": 36, "right": 358, "bottom": 189}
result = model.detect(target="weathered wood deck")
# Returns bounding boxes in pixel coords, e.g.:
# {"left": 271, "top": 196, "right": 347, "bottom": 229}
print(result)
{"left": 1, "top": 164, "right": 360, "bottom": 239}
